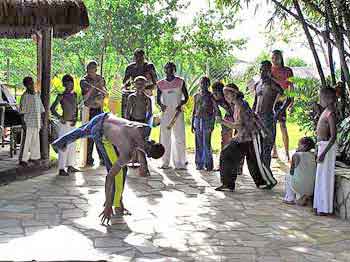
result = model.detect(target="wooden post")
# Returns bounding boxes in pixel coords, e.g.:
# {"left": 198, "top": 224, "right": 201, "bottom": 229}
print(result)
{"left": 39, "top": 27, "right": 53, "bottom": 160}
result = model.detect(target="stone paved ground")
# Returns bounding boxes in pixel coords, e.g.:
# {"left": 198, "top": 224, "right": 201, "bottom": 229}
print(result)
{"left": 0, "top": 157, "right": 350, "bottom": 261}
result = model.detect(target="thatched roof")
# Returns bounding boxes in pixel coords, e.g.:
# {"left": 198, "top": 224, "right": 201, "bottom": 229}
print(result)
{"left": 0, "top": 0, "right": 89, "bottom": 38}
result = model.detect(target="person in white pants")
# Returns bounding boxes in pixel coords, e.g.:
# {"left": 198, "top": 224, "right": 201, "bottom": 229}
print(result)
{"left": 157, "top": 62, "right": 189, "bottom": 170}
{"left": 50, "top": 74, "right": 79, "bottom": 176}
{"left": 19, "top": 77, "right": 45, "bottom": 167}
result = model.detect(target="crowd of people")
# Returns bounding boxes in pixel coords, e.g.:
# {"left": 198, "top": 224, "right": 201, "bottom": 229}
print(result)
{"left": 18, "top": 48, "right": 338, "bottom": 223}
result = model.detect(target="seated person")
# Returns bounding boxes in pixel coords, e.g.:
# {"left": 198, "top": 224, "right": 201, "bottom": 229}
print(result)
{"left": 283, "top": 137, "right": 317, "bottom": 205}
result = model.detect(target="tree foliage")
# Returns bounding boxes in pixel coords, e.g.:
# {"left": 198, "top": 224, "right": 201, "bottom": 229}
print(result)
{"left": 0, "top": 0, "right": 243, "bottom": 97}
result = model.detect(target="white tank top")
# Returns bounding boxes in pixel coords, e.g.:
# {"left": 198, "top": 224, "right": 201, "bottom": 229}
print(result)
{"left": 157, "top": 76, "right": 184, "bottom": 110}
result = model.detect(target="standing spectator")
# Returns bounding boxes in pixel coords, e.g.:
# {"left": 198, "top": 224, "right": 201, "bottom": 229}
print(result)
{"left": 80, "top": 61, "right": 107, "bottom": 167}
{"left": 125, "top": 76, "right": 152, "bottom": 136}
{"left": 271, "top": 50, "right": 294, "bottom": 161}
{"left": 313, "top": 87, "right": 337, "bottom": 216}
{"left": 192, "top": 77, "right": 216, "bottom": 171}
{"left": 50, "top": 74, "right": 79, "bottom": 176}
{"left": 157, "top": 62, "right": 189, "bottom": 170}
{"left": 19, "top": 77, "right": 44, "bottom": 167}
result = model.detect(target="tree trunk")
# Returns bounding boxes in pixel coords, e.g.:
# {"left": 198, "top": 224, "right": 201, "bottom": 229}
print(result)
{"left": 326, "top": 0, "right": 350, "bottom": 91}
{"left": 338, "top": 0, "right": 350, "bottom": 45}
{"left": 293, "top": 0, "right": 327, "bottom": 87}
{"left": 326, "top": 15, "right": 337, "bottom": 85}
{"left": 272, "top": 0, "right": 350, "bottom": 58}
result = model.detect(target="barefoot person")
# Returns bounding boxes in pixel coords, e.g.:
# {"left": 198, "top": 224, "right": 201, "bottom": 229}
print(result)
{"left": 125, "top": 76, "right": 152, "bottom": 139}
{"left": 254, "top": 60, "right": 291, "bottom": 168}
{"left": 80, "top": 61, "right": 107, "bottom": 167}
{"left": 192, "top": 77, "right": 217, "bottom": 171}
{"left": 283, "top": 137, "right": 316, "bottom": 205}
{"left": 271, "top": 50, "right": 294, "bottom": 160}
{"left": 215, "top": 84, "right": 277, "bottom": 191}
{"left": 50, "top": 74, "right": 79, "bottom": 176}
{"left": 51, "top": 113, "right": 165, "bottom": 223}
{"left": 122, "top": 49, "right": 157, "bottom": 118}
{"left": 314, "top": 87, "right": 337, "bottom": 216}
{"left": 157, "top": 62, "right": 189, "bottom": 170}
{"left": 19, "top": 77, "right": 45, "bottom": 167}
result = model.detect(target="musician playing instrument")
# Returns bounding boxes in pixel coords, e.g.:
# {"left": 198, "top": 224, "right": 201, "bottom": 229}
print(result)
{"left": 80, "top": 61, "right": 107, "bottom": 167}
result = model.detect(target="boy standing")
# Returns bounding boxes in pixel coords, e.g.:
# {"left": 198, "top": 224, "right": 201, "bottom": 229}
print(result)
{"left": 313, "top": 87, "right": 337, "bottom": 216}
{"left": 19, "top": 77, "right": 45, "bottom": 166}
{"left": 50, "top": 74, "right": 79, "bottom": 176}
{"left": 125, "top": 76, "right": 153, "bottom": 176}
{"left": 125, "top": 76, "right": 152, "bottom": 132}
{"left": 192, "top": 77, "right": 216, "bottom": 171}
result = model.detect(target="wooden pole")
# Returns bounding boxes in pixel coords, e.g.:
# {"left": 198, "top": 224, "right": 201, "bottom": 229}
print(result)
{"left": 39, "top": 27, "right": 53, "bottom": 160}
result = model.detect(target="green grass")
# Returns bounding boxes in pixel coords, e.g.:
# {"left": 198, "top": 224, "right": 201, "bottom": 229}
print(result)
{"left": 150, "top": 121, "right": 305, "bottom": 154}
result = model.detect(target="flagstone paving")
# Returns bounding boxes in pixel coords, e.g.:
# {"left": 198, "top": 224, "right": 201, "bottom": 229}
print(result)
{"left": 0, "top": 157, "right": 349, "bottom": 261}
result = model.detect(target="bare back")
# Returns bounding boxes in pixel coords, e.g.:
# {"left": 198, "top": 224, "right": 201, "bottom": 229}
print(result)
{"left": 103, "top": 115, "right": 147, "bottom": 165}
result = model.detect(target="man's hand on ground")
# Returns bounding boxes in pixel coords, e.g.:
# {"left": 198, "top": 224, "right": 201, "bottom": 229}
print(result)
{"left": 99, "top": 206, "right": 113, "bottom": 225}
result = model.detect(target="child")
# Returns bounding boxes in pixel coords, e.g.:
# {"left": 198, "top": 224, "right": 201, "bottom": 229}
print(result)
{"left": 125, "top": 75, "right": 152, "bottom": 176}
{"left": 19, "top": 77, "right": 45, "bottom": 167}
{"left": 50, "top": 74, "right": 79, "bottom": 176}
{"left": 313, "top": 87, "right": 337, "bottom": 216}
{"left": 192, "top": 77, "right": 216, "bottom": 171}
{"left": 125, "top": 76, "right": 152, "bottom": 135}
{"left": 283, "top": 137, "right": 316, "bottom": 205}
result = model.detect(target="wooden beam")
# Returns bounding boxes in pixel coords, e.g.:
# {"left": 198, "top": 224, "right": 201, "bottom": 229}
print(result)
{"left": 39, "top": 27, "right": 52, "bottom": 160}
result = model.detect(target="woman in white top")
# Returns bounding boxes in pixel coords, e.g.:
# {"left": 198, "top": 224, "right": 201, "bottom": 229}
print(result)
{"left": 283, "top": 137, "right": 317, "bottom": 205}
